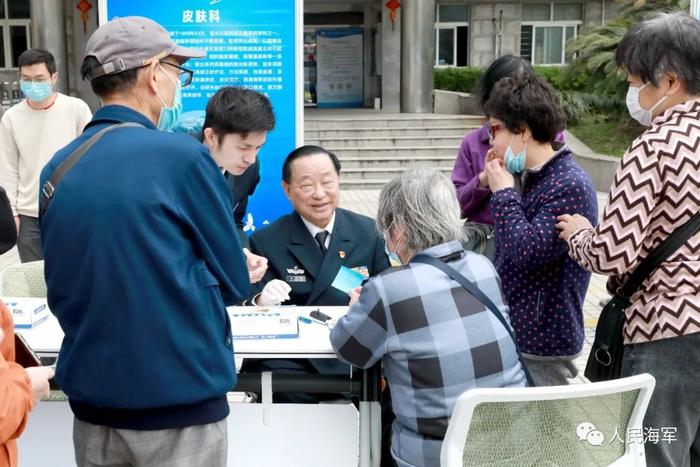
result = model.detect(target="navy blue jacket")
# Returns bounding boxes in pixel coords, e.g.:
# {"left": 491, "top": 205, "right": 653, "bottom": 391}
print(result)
{"left": 40, "top": 105, "right": 250, "bottom": 429}
{"left": 490, "top": 148, "right": 598, "bottom": 357}
{"left": 250, "top": 208, "right": 390, "bottom": 306}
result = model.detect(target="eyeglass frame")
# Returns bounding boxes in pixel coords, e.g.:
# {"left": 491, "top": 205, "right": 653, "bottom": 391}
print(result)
{"left": 487, "top": 122, "right": 503, "bottom": 141}
{"left": 159, "top": 61, "right": 194, "bottom": 87}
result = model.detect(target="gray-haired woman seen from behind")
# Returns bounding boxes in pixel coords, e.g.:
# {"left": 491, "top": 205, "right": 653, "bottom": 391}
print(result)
{"left": 330, "top": 168, "right": 527, "bottom": 467}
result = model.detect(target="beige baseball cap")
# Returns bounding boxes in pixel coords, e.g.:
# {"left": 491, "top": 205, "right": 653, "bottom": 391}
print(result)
{"left": 84, "top": 16, "right": 205, "bottom": 80}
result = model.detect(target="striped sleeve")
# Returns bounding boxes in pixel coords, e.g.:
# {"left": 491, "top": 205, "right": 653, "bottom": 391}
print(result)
{"left": 566, "top": 138, "right": 663, "bottom": 275}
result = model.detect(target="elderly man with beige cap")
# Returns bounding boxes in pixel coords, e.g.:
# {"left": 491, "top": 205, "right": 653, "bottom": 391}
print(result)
{"left": 39, "top": 17, "right": 250, "bottom": 467}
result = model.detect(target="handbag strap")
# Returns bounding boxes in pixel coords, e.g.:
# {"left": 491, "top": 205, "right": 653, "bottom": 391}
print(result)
{"left": 412, "top": 254, "right": 536, "bottom": 387}
{"left": 41, "top": 122, "right": 144, "bottom": 215}
{"left": 618, "top": 212, "right": 700, "bottom": 300}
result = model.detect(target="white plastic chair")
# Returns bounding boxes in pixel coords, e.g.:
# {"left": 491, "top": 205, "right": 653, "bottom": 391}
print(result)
{"left": 0, "top": 260, "right": 46, "bottom": 297}
{"left": 441, "top": 374, "right": 655, "bottom": 467}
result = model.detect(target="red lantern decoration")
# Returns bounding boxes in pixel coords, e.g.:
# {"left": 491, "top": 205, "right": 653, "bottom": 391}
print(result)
{"left": 385, "top": 0, "right": 401, "bottom": 31}
{"left": 76, "top": 0, "right": 93, "bottom": 34}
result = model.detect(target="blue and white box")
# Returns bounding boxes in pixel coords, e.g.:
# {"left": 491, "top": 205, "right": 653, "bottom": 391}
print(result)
{"left": 5, "top": 297, "right": 50, "bottom": 329}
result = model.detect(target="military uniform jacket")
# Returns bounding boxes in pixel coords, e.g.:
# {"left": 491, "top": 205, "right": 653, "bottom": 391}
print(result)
{"left": 250, "top": 208, "right": 390, "bottom": 305}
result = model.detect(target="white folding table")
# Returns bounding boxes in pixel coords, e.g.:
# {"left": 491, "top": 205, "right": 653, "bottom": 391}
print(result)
{"left": 14, "top": 305, "right": 382, "bottom": 467}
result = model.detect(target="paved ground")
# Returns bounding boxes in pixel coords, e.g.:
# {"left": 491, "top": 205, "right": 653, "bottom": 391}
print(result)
{"left": 1, "top": 189, "right": 610, "bottom": 384}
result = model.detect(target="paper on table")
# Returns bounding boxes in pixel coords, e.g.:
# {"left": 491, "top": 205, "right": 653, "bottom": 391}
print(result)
{"left": 229, "top": 309, "right": 299, "bottom": 340}
{"left": 330, "top": 266, "right": 364, "bottom": 294}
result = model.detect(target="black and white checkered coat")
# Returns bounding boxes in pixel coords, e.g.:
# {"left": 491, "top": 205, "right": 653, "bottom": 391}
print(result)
{"left": 330, "top": 240, "right": 527, "bottom": 467}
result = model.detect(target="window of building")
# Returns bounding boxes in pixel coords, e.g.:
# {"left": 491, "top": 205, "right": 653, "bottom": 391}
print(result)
{"left": 1, "top": 0, "right": 31, "bottom": 70}
{"left": 435, "top": 3, "right": 469, "bottom": 67}
{"left": 520, "top": 3, "right": 581, "bottom": 65}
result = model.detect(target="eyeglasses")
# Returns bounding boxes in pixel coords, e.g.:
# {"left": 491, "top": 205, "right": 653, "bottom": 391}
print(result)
{"left": 159, "top": 61, "right": 193, "bottom": 87}
{"left": 487, "top": 122, "right": 503, "bottom": 141}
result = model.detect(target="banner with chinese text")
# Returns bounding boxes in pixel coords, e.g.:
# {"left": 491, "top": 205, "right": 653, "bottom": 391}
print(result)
{"left": 99, "top": 0, "right": 302, "bottom": 230}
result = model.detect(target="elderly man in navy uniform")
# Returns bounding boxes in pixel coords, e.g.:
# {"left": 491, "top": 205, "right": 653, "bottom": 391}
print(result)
{"left": 244, "top": 145, "right": 390, "bottom": 402}
{"left": 249, "top": 145, "right": 390, "bottom": 306}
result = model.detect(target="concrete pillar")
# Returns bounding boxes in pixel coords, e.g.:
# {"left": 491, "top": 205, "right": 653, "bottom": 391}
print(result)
{"left": 30, "top": 0, "right": 69, "bottom": 94}
{"left": 363, "top": 4, "right": 380, "bottom": 108}
{"left": 381, "top": 0, "right": 401, "bottom": 112}
{"left": 400, "top": 0, "right": 435, "bottom": 113}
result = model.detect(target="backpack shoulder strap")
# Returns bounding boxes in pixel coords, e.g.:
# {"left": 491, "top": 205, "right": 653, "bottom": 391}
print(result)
{"left": 41, "top": 122, "right": 144, "bottom": 215}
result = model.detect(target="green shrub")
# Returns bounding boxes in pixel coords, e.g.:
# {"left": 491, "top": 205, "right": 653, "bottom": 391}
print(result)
{"left": 433, "top": 65, "right": 588, "bottom": 94}
{"left": 533, "top": 66, "right": 587, "bottom": 91}
{"left": 433, "top": 67, "right": 483, "bottom": 93}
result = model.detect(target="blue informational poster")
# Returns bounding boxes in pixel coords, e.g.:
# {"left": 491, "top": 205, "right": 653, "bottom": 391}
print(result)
{"left": 99, "top": 0, "right": 302, "bottom": 230}
{"left": 315, "top": 28, "right": 364, "bottom": 108}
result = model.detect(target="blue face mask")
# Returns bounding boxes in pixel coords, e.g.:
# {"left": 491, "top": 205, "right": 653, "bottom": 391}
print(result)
{"left": 382, "top": 231, "right": 402, "bottom": 266}
{"left": 20, "top": 81, "right": 53, "bottom": 103}
{"left": 156, "top": 67, "right": 183, "bottom": 131}
{"left": 504, "top": 136, "right": 527, "bottom": 174}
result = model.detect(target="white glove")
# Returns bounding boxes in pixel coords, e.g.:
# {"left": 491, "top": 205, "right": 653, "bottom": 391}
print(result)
{"left": 255, "top": 279, "right": 292, "bottom": 306}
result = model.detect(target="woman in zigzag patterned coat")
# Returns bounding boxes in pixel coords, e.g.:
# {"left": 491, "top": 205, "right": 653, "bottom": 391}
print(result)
{"left": 557, "top": 13, "right": 700, "bottom": 467}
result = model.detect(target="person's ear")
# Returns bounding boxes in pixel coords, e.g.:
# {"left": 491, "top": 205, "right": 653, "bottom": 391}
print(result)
{"left": 50, "top": 72, "right": 59, "bottom": 85}
{"left": 203, "top": 128, "right": 218, "bottom": 148}
{"left": 144, "top": 60, "right": 161, "bottom": 95}
{"left": 664, "top": 72, "right": 682, "bottom": 96}
{"left": 282, "top": 180, "right": 291, "bottom": 199}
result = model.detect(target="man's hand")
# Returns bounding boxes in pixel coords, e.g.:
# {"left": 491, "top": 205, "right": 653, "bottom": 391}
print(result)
{"left": 485, "top": 159, "right": 515, "bottom": 192}
{"left": 255, "top": 279, "right": 292, "bottom": 306}
{"left": 243, "top": 248, "right": 268, "bottom": 283}
{"left": 25, "top": 366, "right": 54, "bottom": 403}
{"left": 556, "top": 214, "right": 593, "bottom": 241}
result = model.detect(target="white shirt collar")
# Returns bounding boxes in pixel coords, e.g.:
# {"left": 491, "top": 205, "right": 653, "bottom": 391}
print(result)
{"left": 300, "top": 211, "right": 336, "bottom": 248}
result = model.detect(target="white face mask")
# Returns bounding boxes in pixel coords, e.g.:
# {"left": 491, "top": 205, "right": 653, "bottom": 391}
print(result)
{"left": 626, "top": 83, "right": 668, "bottom": 127}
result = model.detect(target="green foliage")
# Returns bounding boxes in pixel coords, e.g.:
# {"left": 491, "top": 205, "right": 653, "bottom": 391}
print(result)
{"left": 559, "top": 91, "right": 591, "bottom": 125}
{"left": 433, "top": 67, "right": 483, "bottom": 93}
{"left": 566, "top": 0, "right": 690, "bottom": 98}
{"left": 570, "top": 113, "right": 645, "bottom": 157}
{"left": 533, "top": 66, "right": 587, "bottom": 91}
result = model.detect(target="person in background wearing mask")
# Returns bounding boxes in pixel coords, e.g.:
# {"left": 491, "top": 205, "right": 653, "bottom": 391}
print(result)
{"left": 0, "top": 185, "right": 55, "bottom": 467}
{"left": 40, "top": 17, "right": 249, "bottom": 467}
{"left": 557, "top": 13, "right": 700, "bottom": 466}
{"left": 451, "top": 55, "right": 566, "bottom": 261}
{"left": 0, "top": 48, "right": 92, "bottom": 262}
{"left": 484, "top": 74, "right": 598, "bottom": 386}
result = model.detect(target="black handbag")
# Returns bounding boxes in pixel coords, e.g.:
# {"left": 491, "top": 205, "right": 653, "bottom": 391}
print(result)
{"left": 585, "top": 212, "right": 700, "bottom": 382}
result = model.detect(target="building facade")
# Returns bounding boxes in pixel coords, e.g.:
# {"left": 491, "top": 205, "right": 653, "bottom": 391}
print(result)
{"left": 1, "top": 0, "right": 620, "bottom": 113}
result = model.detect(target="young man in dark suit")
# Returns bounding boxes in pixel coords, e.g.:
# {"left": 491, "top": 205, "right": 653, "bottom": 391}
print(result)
{"left": 249, "top": 145, "right": 390, "bottom": 307}
{"left": 202, "top": 86, "right": 272, "bottom": 248}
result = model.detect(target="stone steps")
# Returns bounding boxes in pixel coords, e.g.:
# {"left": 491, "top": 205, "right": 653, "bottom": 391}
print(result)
{"left": 304, "top": 125, "right": 476, "bottom": 139}
{"left": 306, "top": 135, "right": 465, "bottom": 148}
{"left": 303, "top": 112, "right": 484, "bottom": 190}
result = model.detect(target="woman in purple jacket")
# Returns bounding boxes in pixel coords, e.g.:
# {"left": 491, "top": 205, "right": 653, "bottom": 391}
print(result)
{"left": 452, "top": 55, "right": 564, "bottom": 259}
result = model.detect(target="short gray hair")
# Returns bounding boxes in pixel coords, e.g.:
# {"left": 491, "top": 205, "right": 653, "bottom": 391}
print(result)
{"left": 616, "top": 12, "right": 700, "bottom": 93}
{"left": 376, "top": 168, "right": 464, "bottom": 253}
